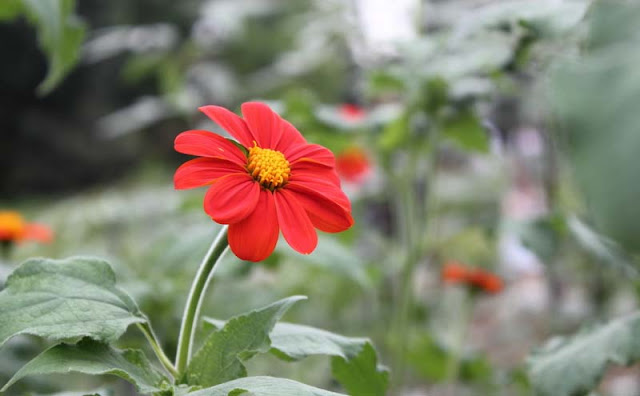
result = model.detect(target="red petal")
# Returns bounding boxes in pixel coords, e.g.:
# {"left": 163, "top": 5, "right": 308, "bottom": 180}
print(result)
{"left": 22, "top": 223, "right": 53, "bottom": 243}
{"left": 285, "top": 184, "right": 354, "bottom": 233}
{"left": 241, "top": 102, "right": 281, "bottom": 148}
{"left": 275, "top": 119, "right": 307, "bottom": 153}
{"left": 174, "top": 158, "right": 245, "bottom": 189}
{"left": 203, "top": 174, "right": 260, "bottom": 224}
{"left": 228, "top": 190, "right": 279, "bottom": 262}
{"left": 274, "top": 189, "right": 318, "bottom": 254}
{"left": 175, "top": 130, "right": 247, "bottom": 165}
{"left": 285, "top": 144, "right": 336, "bottom": 167}
{"left": 199, "top": 106, "right": 254, "bottom": 148}
{"left": 288, "top": 174, "right": 351, "bottom": 211}
{"left": 291, "top": 160, "right": 341, "bottom": 186}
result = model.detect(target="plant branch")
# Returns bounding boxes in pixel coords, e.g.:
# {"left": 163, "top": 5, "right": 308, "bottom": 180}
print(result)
{"left": 175, "top": 225, "right": 229, "bottom": 376}
{"left": 137, "top": 322, "right": 178, "bottom": 378}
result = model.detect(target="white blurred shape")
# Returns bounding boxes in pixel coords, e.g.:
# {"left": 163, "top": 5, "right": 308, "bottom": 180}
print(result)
{"left": 354, "top": 0, "right": 419, "bottom": 55}
{"left": 83, "top": 24, "right": 178, "bottom": 63}
{"left": 97, "top": 96, "right": 173, "bottom": 138}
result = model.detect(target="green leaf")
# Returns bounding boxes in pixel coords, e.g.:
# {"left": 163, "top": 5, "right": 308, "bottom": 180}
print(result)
{"left": 185, "top": 296, "right": 306, "bottom": 387}
{"left": 527, "top": 311, "right": 640, "bottom": 396}
{"left": 441, "top": 110, "right": 489, "bottom": 152}
{"left": 331, "top": 343, "right": 389, "bottom": 396}
{"left": 204, "top": 319, "right": 389, "bottom": 395}
{"left": 268, "top": 322, "right": 369, "bottom": 361}
{"left": 0, "top": 256, "right": 146, "bottom": 348}
{"left": 550, "top": 2, "right": 640, "bottom": 252}
{"left": 276, "top": 235, "right": 371, "bottom": 287}
{"left": 2, "top": 338, "right": 169, "bottom": 394}
{"left": 188, "top": 376, "right": 345, "bottom": 396}
{"left": 21, "top": 0, "right": 86, "bottom": 95}
{"left": 0, "top": 0, "right": 22, "bottom": 20}
{"left": 567, "top": 216, "right": 638, "bottom": 277}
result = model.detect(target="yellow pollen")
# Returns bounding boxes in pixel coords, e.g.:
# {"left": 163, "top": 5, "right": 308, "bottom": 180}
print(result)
{"left": 246, "top": 144, "right": 291, "bottom": 190}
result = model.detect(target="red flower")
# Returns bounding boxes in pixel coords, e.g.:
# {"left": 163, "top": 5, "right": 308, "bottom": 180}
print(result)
{"left": 335, "top": 146, "right": 371, "bottom": 184}
{"left": 174, "top": 102, "right": 354, "bottom": 262}
{"left": 339, "top": 104, "right": 366, "bottom": 121}
{"left": 441, "top": 261, "right": 503, "bottom": 294}
{"left": 442, "top": 261, "right": 469, "bottom": 283}
{"left": 0, "top": 211, "right": 53, "bottom": 244}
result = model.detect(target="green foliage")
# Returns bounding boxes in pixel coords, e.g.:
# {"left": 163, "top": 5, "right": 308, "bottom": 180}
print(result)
{"left": 205, "top": 317, "right": 389, "bottom": 396}
{"left": 276, "top": 235, "right": 371, "bottom": 288}
{"left": 185, "top": 296, "right": 306, "bottom": 387}
{"left": 528, "top": 311, "right": 640, "bottom": 396}
{"left": 441, "top": 110, "right": 489, "bottom": 153}
{"left": 268, "top": 322, "right": 369, "bottom": 361}
{"left": 0, "top": 256, "right": 146, "bottom": 348}
{"left": 0, "top": 0, "right": 22, "bottom": 19}
{"left": 331, "top": 343, "right": 388, "bottom": 396}
{"left": 551, "top": 1, "right": 640, "bottom": 252}
{"left": 20, "top": 0, "right": 85, "bottom": 94}
{"left": 567, "top": 216, "right": 638, "bottom": 277}
{"left": 514, "top": 214, "right": 566, "bottom": 263}
{"left": 188, "top": 376, "right": 345, "bottom": 396}
{"left": 2, "top": 338, "right": 169, "bottom": 394}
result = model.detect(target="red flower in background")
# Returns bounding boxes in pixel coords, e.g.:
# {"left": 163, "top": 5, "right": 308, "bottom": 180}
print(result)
{"left": 442, "top": 260, "right": 503, "bottom": 294}
{"left": 0, "top": 211, "right": 53, "bottom": 244}
{"left": 335, "top": 146, "right": 371, "bottom": 184}
{"left": 339, "top": 104, "right": 366, "bottom": 121}
{"left": 174, "top": 102, "right": 354, "bottom": 262}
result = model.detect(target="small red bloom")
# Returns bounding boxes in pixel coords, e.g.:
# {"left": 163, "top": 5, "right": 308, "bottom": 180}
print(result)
{"left": 0, "top": 211, "right": 53, "bottom": 244}
{"left": 335, "top": 146, "right": 371, "bottom": 184}
{"left": 174, "top": 102, "right": 354, "bottom": 262}
{"left": 442, "top": 261, "right": 469, "bottom": 283}
{"left": 339, "top": 104, "right": 366, "bottom": 121}
{"left": 441, "top": 260, "right": 503, "bottom": 294}
{"left": 468, "top": 270, "right": 503, "bottom": 294}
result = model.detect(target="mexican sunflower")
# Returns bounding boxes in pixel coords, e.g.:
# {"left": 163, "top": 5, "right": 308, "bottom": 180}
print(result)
{"left": 174, "top": 102, "right": 354, "bottom": 262}
{"left": 0, "top": 211, "right": 53, "bottom": 244}
{"left": 338, "top": 104, "right": 366, "bottom": 121}
{"left": 335, "top": 146, "right": 371, "bottom": 184}
{"left": 442, "top": 261, "right": 503, "bottom": 294}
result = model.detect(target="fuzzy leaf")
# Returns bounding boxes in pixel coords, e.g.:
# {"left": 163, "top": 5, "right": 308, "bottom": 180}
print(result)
{"left": 331, "top": 343, "right": 389, "bottom": 396}
{"left": 0, "top": 256, "right": 146, "bottom": 348}
{"left": 551, "top": 1, "right": 640, "bottom": 252}
{"left": 204, "top": 319, "right": 388, "bottom": 395}
{"left": 269, "top": 322, "right": 368, "bottom": 361}
{"left": 2, "top": 338, "right": 169, "bottom": 393}
{"left": 442, "top": 111, "right": 489, "bottom": 152}
{"left": 188, "top": 376, "right": 345, "bottom": 396}
{"left": 21, "top": 0, "right": 86, "bottom": 94}
{"left": 527, "top": 311, "right": 640, "bottom": 396}
{"left": 185, "top": 296, "right": 306, "bottom": 387}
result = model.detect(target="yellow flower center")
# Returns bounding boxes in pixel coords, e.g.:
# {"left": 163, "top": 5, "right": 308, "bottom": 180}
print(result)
{"left": 246, "top": 144, "right": 291, "bottom": 190}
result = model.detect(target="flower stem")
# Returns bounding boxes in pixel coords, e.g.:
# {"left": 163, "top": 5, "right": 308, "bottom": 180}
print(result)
{"left": 175, "top": 225, "right": 229, "bottom": 376}
{"left": 137, "top": 322, "right": 178, "bottom": 378}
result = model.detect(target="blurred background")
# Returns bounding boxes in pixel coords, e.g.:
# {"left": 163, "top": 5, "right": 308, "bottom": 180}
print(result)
{"left": 2, "top": 0, "right": 640, "bottom": 395}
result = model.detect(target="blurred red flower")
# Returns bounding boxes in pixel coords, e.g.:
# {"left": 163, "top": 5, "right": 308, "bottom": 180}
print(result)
{"left": 174, "top": 102, "right": 354, "bottom": 262}
{"left": 442, "top": 260, "right": 503, "bottom": 294}
{"left": 0, "top": 211, "right": 53, "bottom": 244}
{"left": 339, "top": 104, "right": 366, "bottom": 121}
{"left": 335, "top": 146, "right": 371, "bottom": 184}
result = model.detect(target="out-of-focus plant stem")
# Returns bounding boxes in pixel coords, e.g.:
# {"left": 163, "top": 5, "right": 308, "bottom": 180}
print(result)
{"left": 175, "top": 226, "right": 229, "bottom": 376}
{"left": 446, "top": 290, "right": 473, "bottom": 396}
{"left": 393, "top": 120, "right": 442, "bottom": 390}
{"left": 137, "top": 322, "right": 178, "bottom": 378}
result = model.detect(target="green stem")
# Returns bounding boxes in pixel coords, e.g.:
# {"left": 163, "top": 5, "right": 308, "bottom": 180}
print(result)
{"left": 175, "top": 226, "right": 229, "bottom": 376}
{"left": 137, "top": 322, "right": 178, "bottom": 378}
{"left": 446, "top": 290, "right": 473, "bottom": 396}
